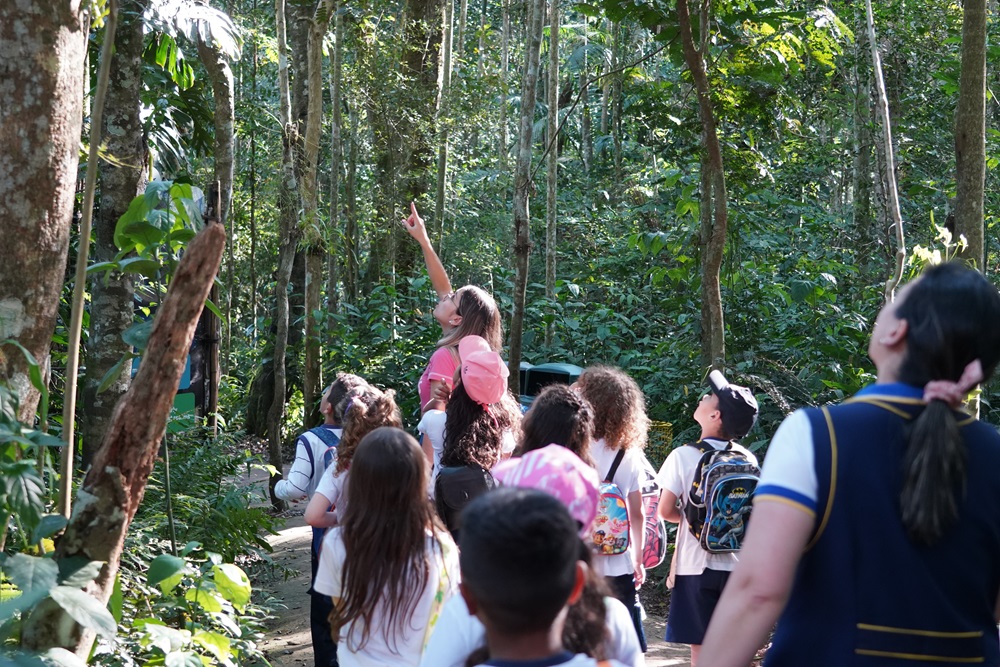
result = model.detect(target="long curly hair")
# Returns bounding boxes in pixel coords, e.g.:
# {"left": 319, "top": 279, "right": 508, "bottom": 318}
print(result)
{"left": 335, "top": 427, "right": 449, "bottom": 653}
{"left": 576, "top": 365, "right": 648, "bottom": 451}
{"left": 334, "top": 385, "right": 402, "bottom": 474}
{"left": 327, "top": 373, "right": 369, "bottom": 424}
{"left": 440, "top": 382, "right": 522, "bottom": 469}
{"left": 518, "top": 384, "right": 595, "bottom": 466}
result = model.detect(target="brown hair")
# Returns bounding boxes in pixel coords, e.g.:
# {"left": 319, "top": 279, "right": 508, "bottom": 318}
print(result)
{"left": 334, "top": 385, "right": 402, "bottom": 474}
{"left": 440, "top": 383, "right": 522, "bottom": 470}
{"left": 518, "top": 384, "right": 595, "bottom": 466}
{"left": 335, "top": 427, "right": 448, "bottom": 652}
{"left": 896, "top": 262, "right": 1000, "bottom": 544}
{"left": 327, "top": 373, "right": 369, "bottom": 424}
{"left": 438, "top": 285, "right": 503, "bottom": 352}
{"left": 576, "top": 365, "right": 648, "bottom": 451}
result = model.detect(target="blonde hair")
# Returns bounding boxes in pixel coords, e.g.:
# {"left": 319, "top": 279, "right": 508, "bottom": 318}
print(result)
{"left": 438, "top": 285, "right": 503, "bottom": 351}
{"left": 576, "top": 365, "right": 648, "bottom": 451}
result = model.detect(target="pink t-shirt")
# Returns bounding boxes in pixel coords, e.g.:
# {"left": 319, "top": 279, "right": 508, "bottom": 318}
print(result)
{"left": 418, "top": 347, "right": 458, "bottom": 408}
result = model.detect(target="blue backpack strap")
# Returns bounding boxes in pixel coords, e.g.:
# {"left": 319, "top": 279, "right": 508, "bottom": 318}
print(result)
{"left": 308, "top": 426, "right": 340, "bottom": 469}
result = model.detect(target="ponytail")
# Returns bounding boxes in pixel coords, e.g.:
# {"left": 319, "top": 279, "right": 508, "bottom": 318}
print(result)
{"left": 335, "top": 386, "right": 402, "bottom": 474}
{"left": 900, "top": 401, "right": 965, "bottom": 545}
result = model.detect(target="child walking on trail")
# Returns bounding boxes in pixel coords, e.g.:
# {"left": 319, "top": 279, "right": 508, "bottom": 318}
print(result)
{"left": 274, "top": 372, "right": 367, "bottom": 667}
{"left": 655, "top": 370, "right": 758, "bottom": 666}
{"left": 402, "top": 202, "right": 503, "bottom": 413}
{"left": 457, "top": 486, "right": 627, "bottom": 667}
{"left": 314, "top": 427, "right": 459, "bottom": 667}
{"left": 575, "top": 366, "right": 650, "bottom": 652}
{"left": 303, "top": 384, "right": 402, "bottom": 529}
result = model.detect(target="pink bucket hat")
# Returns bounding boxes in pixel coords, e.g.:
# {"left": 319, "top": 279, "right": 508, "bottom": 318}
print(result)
{"left": 493, "top": 444, "right": 600, "bottom": 537}
{"left": 458, "top": 335, "right": 509, "bottom": 406}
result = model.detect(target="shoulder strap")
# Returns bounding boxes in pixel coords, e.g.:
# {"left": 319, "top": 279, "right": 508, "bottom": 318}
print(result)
{"left": 605, "top": 448, "right": 627, "bottom": 483}
{"left": 309, "top": 426, "right": 341, "bottom": 449}
{"left": 686, "top": 439, "right": 714, "bottom": 453}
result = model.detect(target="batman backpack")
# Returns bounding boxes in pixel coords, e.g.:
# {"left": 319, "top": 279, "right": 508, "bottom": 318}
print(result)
{"left": 683, "top": 441, "right": 760, "bottom": 554}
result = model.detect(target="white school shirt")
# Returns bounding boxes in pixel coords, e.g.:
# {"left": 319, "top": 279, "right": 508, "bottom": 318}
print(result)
{"left": 656, "top": 437, "right": 758, "bottom": 576}
{"left": 274, "top": 426, "right": 342, "bottom": 501}
{"left": 590, "top": 439, "right": 645, "bottom": 578}
{"left": 314, "top": 467, "right": 349, "bottom": 524}
{"left": 315, "top": 527, "right": 459, "bottom": 667}
{"left": 419, "top": 594, "right": 644, "bottom": 667}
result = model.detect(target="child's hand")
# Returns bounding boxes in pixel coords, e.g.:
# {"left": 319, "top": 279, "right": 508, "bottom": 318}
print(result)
{"left": 401, "top": 201, "right": 429, "bottom": 244}
{"left": 634, "top": 562, "right": 646, "bottom": 588}
{"left": 431, "top": 379, "right": 452, "bottom": 404}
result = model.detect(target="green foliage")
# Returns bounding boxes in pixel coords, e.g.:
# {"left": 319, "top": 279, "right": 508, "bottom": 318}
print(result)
{"left": 95, "top": 545, "right": 268, "bottom": 667}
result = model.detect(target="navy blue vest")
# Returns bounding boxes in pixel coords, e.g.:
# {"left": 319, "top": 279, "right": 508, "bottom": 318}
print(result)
{"left": 766, "top": 392, "right": 1000, "bottom": 666}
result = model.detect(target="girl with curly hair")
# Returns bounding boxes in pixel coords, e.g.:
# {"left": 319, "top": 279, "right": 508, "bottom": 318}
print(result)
{"left": 429, "top": 336, "right": 522, "bottom": 538}
{"left": 575, "top": 364, "right": 650, "bottom": 652}
{"left": 304, "top": 384, "right": 402, "bottom": 529}
{"left": 314, "top": 427, "right": 458, "bottom": 666}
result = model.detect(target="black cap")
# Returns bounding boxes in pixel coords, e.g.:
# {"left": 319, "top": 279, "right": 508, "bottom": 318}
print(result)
{"left": 708, "top": 370, "right": 759, "bottom": 439}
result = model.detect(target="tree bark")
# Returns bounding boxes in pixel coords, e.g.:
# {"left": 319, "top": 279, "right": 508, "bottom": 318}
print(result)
{"left": 0, "top": 2, "right": 87, "bottom": 423}
{"left": 345, "top": 99, "right": 360, "bottom": 306}
{"left": 327, "top": 3, "right": 345, "bottom": 312}
{"left": 954, "top": 0, "right": 986, "bottom": 269}
{"left": 865, "top": 0, "right": 906, "bottom": 302}
{"left": 269, "top": 0, "right": 298, "bottom": 510}
{"left": 581, "top": 21, "right": 592, "bottom": 176}
{"left": 677, "top": 0, "right": 726, "bottom": 370}
{"left": 457, "top": 0, "right": 468, "bottom": 60}
{"left": 509, "top": 0, "right": 546, "bottom": 393}
{"left": 196, "top": 31, "right": 236, "bottom": 435}
{"left": 21, "top": 224, "right": 225, "bottom": 657}
{"left": 499, "top": 0, "right": 510, "bottom": 168}
{"left": 435, "top": 0, "right": 455, "bottom": 246}
{"left": 611, "top": 21, "right": 623, "bottom": 184}
{"left": 81, "top": 0, "right": 148, "bottom": 466}
{"left": 301, "top": 0, "right": 335, "bottom": 429}
{"left": 544, "top": 0, "right": 559, "bottom": 348}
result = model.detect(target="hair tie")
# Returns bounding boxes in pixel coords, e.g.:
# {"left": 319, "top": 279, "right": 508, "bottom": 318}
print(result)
{"left": 923, "top": 359, "right": 984, "bottom": 409}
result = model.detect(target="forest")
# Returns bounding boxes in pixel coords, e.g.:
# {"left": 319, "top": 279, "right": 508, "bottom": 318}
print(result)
{"left": 1, "top": 0, "right": 998, "bottom": 663}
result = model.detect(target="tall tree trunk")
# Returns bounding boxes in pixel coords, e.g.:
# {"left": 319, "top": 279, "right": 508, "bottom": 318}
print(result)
{"left": 457, "top": 0, "right": 468, "bottom": 59}
{"left": 477, "top": 0, "right": 486, "bottom": 77}
{"left": 269, "top": 0, "right": 298, "bottom": 510}
{"left": 611, "top": 22, "right": 623, "bottom": 184}
{"left": 954, "top": 0, "right": 986, "bottom": 269}
{"left": 544, "top": 0, "right": 559, "bottom": 348}
{"left": 249, "top": 28, "right": 259, "bottom": 337}
{"left": 499, "top": 0, "right": 510, "bottom": 168}
{"left": 196, "top": 32, "right": 236, "bottom": 435}
{"left": 81, "top": 0, "right": 148, "bottom": 466}
{"left": 865, "top": 0, "right": 906, "bottom": 302}
{"left": 327, "top": 4, "right": 345, "bottom": 312}
{"left": 435, "top": 0, "right": 455, "bottom": 246}
{"left": 677, "top": 0, "right": 726, "bottom": 370}
{"left": 581, "top": 20, "right": 592, "bottom": 176}
{"left": 509, "top": 0, "right": 546, "bottom": 393}
{"left": 22, "top": 225, "right": 225, "bottom": 657}
{"left": 345, "top": 100, "right": 360, "bottom": 306}
{"left": 301, "top": 0, "right": 335, "bottom": 429}
{"left": 0, "top": 2, "right": 87, "bottom": 423}
{"left": 851, "top": 22, "right": 874, "bottom": 256}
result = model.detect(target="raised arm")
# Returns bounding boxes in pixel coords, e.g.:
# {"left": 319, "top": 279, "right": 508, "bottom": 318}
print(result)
{"left": 402, "top": 201, "right": 452, "bottom": 298}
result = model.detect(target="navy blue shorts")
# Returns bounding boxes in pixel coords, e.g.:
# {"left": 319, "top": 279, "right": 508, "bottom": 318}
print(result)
{"left": 665, "top": 568, "right": 731, "bottom": 645}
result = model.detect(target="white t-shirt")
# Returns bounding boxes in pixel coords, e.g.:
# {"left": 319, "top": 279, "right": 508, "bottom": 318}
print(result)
{"left": 419, "top": 594, "right": 644, "bottom": 667}
{"left": 314, "top": 468, "right": 349, "bottom": 524}
{"left": 315, "top": 527, "right": 459, "bottom": 667}
{"left": 590, "top": 439, "right": 645, "bottom": 578}
{"left": 418, "top": 410, "right": 447, "bottom": 495}
{"left": 755, "top": 409, "right": 818, "bottom": 511}
{"left": 656, "top": 438, "right": 758, "bottom": 576}
{"left": 419, "top": 410, "right": 518, "bottom": 496}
